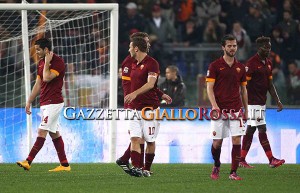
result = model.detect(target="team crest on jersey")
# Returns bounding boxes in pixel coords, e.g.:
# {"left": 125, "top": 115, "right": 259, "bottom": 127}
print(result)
{"left": 207, "top": 70, "right": 210, "bottom": 76}
{"left": 236, "top": 67, "right": 241, "bottom": 73}
{"left": 140, "top": 64, "right": 144, "bottom": 70}
{"left": 245, "top": 66, "right": 249, "bottom": 72}
{"left": 123, "top": 67, "right": 129, "bottom": 74}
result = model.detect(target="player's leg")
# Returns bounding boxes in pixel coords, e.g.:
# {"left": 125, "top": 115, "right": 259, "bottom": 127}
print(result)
{"left": 116, "top": 143, "right": 131, "bottom": 174}
{"left": 229, "top": 114, "right": 244, "bottom": 180}
{"left": 142, "top": 113, "right": 160, "bottom": 177}
{"left": 16, "top": 105, "right": 53, "bottom": 170}
{"left": 258, "top": 124, "right": 285, "bottom": 168}
{"left": 16, "top": 128, "right": 48, "bottom": 170}
{"left": 210, "top": 117, "right": 226, "bottom": 180}
{"left": 240, "top": 125, "right": 256, "bottom": 168}
{"left": 143, "top": 141, "right": 155, "bottom": 177}
{"left": 128, "top": 117, "right": 143, "bottom": 177}
{"left": 48, "top": 131, "right": 71, "bottom": 172}
{"left": 229, "top": 135, "right": 242, "bottom": 180}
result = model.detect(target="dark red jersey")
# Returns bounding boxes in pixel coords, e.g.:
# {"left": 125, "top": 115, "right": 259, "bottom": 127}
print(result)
{"left": 246, "top": 54, "right": 272, "bottom": 105}
{"left": 129, "top": 55, "right": 160, "bottom": 110}
{"left": 206, "top": 57, "right": 247, "bottom": 111}
{"left": 121, "top": 55, "right": 136, "bottom": 108}
{"left": 37, "top": 53, "right": 65, "bottom": 106}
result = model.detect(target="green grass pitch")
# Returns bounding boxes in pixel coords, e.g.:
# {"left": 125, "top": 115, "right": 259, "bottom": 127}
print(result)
{"left": 1, "top": 163, "right": 300, "bottom": 193}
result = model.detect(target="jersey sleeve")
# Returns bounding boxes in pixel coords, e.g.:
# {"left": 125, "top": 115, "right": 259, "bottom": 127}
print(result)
{"left": 147, "top": 59, "right": 160, "bottom": 78}
{"left": 121, "top": 56, "right": 132, "bottom": 81}
{"left": 50, "top": 56, "right": 65, "bottom": 76}
{"left": 245, "top": 60, "right": 254, "bottom": 81}
{"left": 240, "top": 65, "right": 247, "bottom": 86}
{"left": 268, "top": 61, "right": 273, "bottom": 80}
{"left": 206, "top": 62, "right": 216, "bottom": 82}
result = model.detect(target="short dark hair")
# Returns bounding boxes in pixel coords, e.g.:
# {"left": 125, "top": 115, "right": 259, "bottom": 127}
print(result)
{"left": 256, "top": 36, "right": 270, "bottom": 48}
{"left": 166, "top": 65, "right": 179, "bottom": 75}
{"left": 131, "top": 37, "right": 147, "bottom": 53}
{"left": 35, "top": 38, "right": 52, "bottom": 51}
{"left": 221, "top": 34, "right": 236, "bottom": 46}
{"left": 130, "top": 32, "right": 149, "bottom": 40}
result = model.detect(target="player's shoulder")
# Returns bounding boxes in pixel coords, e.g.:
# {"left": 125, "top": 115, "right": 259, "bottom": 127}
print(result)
{"left": 122, "top": 55, "right": 135, "bottom": 67}
{"left": 246, "top": 54, "right": 258, "bottom": 65}
{"left": 209, "top": 57, "right": 222, "bottom": 68}
{"left": 52, "top": 53, "right": 65, "bottom": 64}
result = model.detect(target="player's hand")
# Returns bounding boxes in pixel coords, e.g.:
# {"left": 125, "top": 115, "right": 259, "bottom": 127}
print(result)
{"left": 211, "top": 106, "right": 220, "bottom": 119}
{"left": 277, "top": 101, "right": 283, "bottom": 112}
{"left": 45, "top": 51, "right": 53, "bottom": 65}
{"left": 124, "top": 92, "right": 137, "bottom": 104}
{"left": 25, "top": 102, "right": 31, "bottom": 115}
{"left": 161, "top": 94, "right": 172, "bottom": 104}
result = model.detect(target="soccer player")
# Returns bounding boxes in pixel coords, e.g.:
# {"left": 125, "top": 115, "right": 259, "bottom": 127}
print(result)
{"left": 116, "top": 32, "right": 171, "bottom": 175}
{"left": 239, "top": 36, "right": 285, "bottom": 168}
{"left": 123, "top": 37, "right": 165, "bottom": 177}
{"left": 16, "top": 38, "right": 70, "bottom": 172}
{"left": 206, "top": 34, "right": 248, "bottom": 180}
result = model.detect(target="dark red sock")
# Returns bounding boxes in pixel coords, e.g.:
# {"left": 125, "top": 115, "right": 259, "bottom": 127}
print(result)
{"left": 120, "top": 143, "right": 131, "bottom": 163}
{"left": 27, "top": 137, "right": 46, "bottom": 164}
{"left": 211, "top": 145, "right": 221, "bottom": 167}
{"left": 259, "top": 132, "right": 273, "bottom": 162}
{"left": 241, "top": 133, "right": 254, "bottom": 161}
{"left": 53, "top": 136, "right": 69, "bottom": 166}
{"left": 231, "top": 144, "right": 241, "bottom": 173}
{"left": 144, "top": 153, "right": 155, "bottom": 171}
{"left": 130, "top": 151, "right": 141, "bottom": 168}
{"left": 140, "top": 144, "right": 145, "bottom": 168}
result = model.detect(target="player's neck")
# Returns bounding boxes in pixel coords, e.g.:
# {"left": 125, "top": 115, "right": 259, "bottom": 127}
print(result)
{"left": 136, "top": 53, "right": 147, "bottom": 64}
{"left": 257, "top": 52, "right": 266, "bottom": 61}
{"left": 223, "top": 55, "right": 234, "bottom": 66}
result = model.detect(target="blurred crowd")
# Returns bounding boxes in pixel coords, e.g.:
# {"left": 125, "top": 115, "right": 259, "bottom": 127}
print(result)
{"left": 0, "top": 0, "right": 300, "bottom": 105}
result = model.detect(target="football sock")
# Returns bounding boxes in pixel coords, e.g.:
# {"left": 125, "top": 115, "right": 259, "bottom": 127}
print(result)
{"left": 130, "top": 151, "right": 141, "bottom": 168}
{"left": 240, "top": 133, "right": 254, "bottom": 161}
{"left": 231, "top": 144, "right": 241, "bottom": 173}
{"left": 27, "top": 137, "right": 46, "bottom": 164}
{"left": 139, "top": 144, "right": 145, "bottom": 168}
{"left": 144, "top": 153, "right": 155, "bottom": 171}
{"left": 120, "top": 143, "right": 131, "bottom": 163}
{"left": 211, "top": 145, "right": 221, "bottom": 167}
{"left": 53, "top": 136, "right": 69, "bottom": 167}
{"left": 259, "top": 132, "right": 273, "bottom": 162}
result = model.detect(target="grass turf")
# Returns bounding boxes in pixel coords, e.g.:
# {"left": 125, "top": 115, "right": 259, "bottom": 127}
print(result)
{"left": 0, "top": 163, "right": 299, "bottom": 193}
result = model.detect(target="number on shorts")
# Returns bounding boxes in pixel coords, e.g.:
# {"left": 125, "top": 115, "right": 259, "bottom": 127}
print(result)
{"left": 148, "top": 127, "right": 155, "bottom": 135}
{"left": 43, "top": 116, "right": 49, "bottom": 124}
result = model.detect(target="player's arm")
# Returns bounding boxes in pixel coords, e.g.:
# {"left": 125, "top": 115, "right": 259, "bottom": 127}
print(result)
{"left": 268, "top": 79, "right": 283, "bottom": 112}
{"left": 154, "top": 87, "right": 172, "bottom": 104}
{"left": 240, "top": 84, "right": 248, "bottom": 120}
{"left": 43, "top": 52, "right": 58, "bottom": 82}
{"left": 124, "top": 76, "right": 156, "bottom": 104}
{"left": 25, "top": 77, "right": 42, "bottom": 115}
{"left": 206, "top": 81, "right": 219, "bottom": 110}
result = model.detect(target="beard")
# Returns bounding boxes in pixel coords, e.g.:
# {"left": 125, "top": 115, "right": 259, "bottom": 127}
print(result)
{"left": 225, "top": 50, "right": 236, "bottom": 57}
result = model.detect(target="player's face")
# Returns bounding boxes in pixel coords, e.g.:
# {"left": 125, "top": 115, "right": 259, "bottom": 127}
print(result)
{"left": 128, "top": 42, "right": 137, "bottom": 58}
{"left": 223, "top": 40, "right": 237, "bottom": 57}
{"left": 35, "top": 45, "right": 46, "bottom": 59}
{"left": 258, "top": 42, "right": 271, "bottom": 59}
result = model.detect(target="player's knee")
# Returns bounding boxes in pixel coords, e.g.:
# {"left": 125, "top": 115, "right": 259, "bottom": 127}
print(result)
{"left": 257, "top": 125, "right": 267, "bottom": 133}
{"left": 37, "top": 129, "right": 48, "bottom": 138}
{"left": 246, "top": 125, "right": 256, "bottom": 135}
